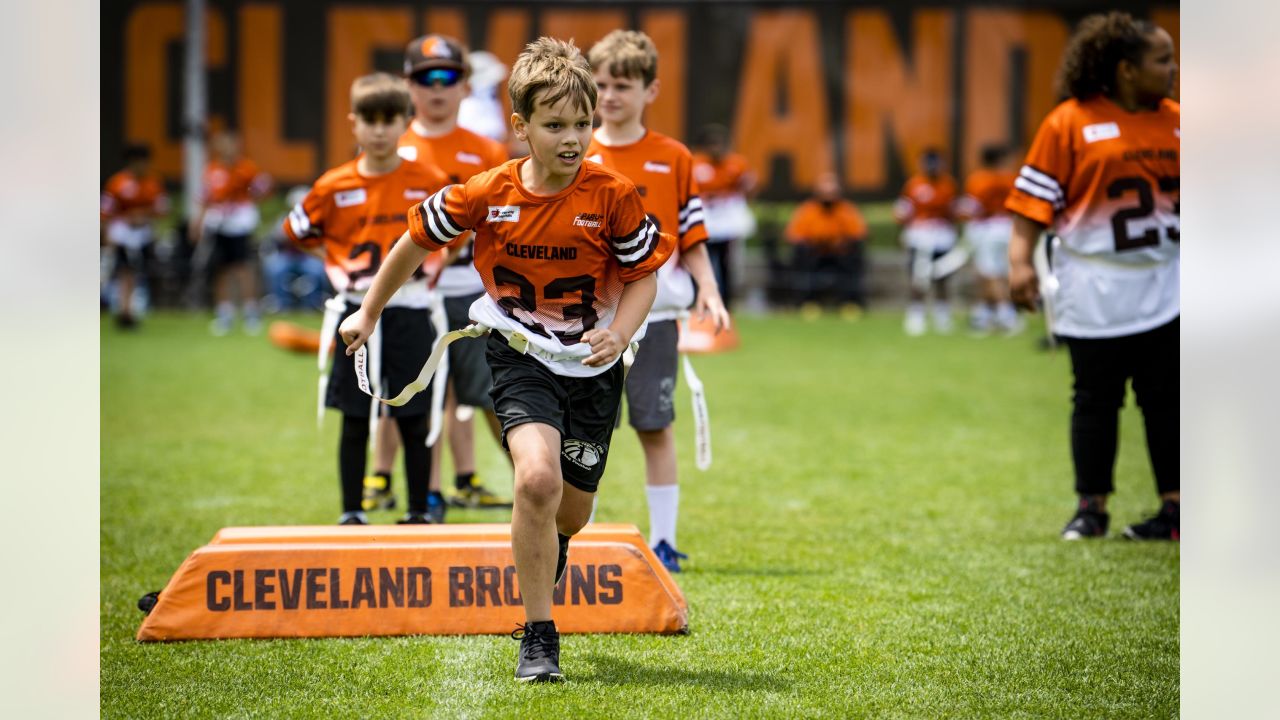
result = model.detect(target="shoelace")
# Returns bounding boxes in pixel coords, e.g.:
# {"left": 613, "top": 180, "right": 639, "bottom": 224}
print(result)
{"left": 511, "top": 624, "right": 558, "bottom": 662}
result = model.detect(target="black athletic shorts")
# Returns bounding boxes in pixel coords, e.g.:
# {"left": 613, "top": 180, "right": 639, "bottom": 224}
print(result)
{"left": 112, "top": 244, "right": 152, "bottom": 277}
{"left": 485, "top": 332, "right": 625, "bottom": 494}
{"left": 327, "top": 303, "right": 436, "bottom": 418}
{"left": 213, "top": 231, "right": 252, "bottom": 266}
{"left": 444, "top": 292, "right": 494, "bottom": 409}
{"left": 626, "top": 319, "right": 679, "bottom": 431}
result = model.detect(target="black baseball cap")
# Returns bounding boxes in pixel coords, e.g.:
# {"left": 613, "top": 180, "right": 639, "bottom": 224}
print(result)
{"left": 404, "top": 34, "right": 467, "bottom": 76}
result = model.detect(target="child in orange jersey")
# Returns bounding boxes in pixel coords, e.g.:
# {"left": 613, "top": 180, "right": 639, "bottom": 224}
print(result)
{"left": 192, "top": 130, "right": 272, "bottom": 335}
{"left": 101, "top": 144, "right": 168, "bottom": 329}
{"left": 957, "top": 144, "right": 1020, "bottom": 334}
{"left": 357, "top": 34, "right": 513, "bottom": 520}
{"left": 339, "top": 38, "right": 674, "bottom": 682}
{"left": 283, "top": 73, "right": 450, "bottom": 526}
{"left": 784, "top": 171, "right": 868, "bottom": 315}
{"left": 586, "top": 29, "right": 730, "bottom": 573}
{"left": 894, "top": 147, "right": 959, "bottom": 335}
{"left": 692, "top": 123, "right": 757, "bottom": 310}
{"left": 1007, "top": 12, "right": 1180, "bottom": 541}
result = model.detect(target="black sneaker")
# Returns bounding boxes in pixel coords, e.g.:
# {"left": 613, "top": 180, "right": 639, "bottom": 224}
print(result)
{"left": 426, "top": 492, "right": 446, "bottom": 524}
{"left": 396, "top": 511, "right": 432, "bottom": 525}
{"left": 1124, "top": 500, "right": 1179, "bottom": 541}
{"left": 512, "top": 621, "right": 563, "bottom": 683}
{"left": 1061, "top": 497, "right": 1109, "bottom": 540}
{"left": 449, "top": 476, "right": 514, "bottom": 509}
{"left": 555, "top": 533, "right": 571, "bottom": 586}
{"left": 338, "top": 511, "right": 368, "bottom": 526}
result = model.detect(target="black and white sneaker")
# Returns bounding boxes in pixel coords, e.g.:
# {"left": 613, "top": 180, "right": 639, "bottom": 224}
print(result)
{"left": 1061, "top": 497, "right": 1109, "bottom": 540}
{"left": 1124, "top": 500, "right": 1179, "bottom": 541}
{"left": 338, "top": 511, "right": 368, "bottom": 526}
{"left": 555, "top": 533, "right": 571, "bottom": 586}
{"left": 396, "top": 511, "right": 432, "bottom": 525}
{"left": 512, "top": 621, "right": 563, "bottom": 683}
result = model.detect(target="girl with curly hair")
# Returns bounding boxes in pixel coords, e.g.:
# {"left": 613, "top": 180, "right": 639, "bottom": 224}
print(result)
{"left": 1006, "top": 12, "right": 1180, "bottom": 541}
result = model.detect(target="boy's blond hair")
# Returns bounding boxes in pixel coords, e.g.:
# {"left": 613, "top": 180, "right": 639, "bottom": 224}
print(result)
{"left": 588, "top": 30, "right": 658, "bottom": 86}
{"left": 508, "top": 37, "right": 597, "bottom": 120}
{"left": 350, "top": 72, "right": 411, "bottom": 120}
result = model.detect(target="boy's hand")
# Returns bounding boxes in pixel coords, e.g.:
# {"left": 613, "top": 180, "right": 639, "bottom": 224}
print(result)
{"left": 581, "top": 327, "right": 626, "bottom": 367}
{"left": 694, "top": 290, "right": 732, "bottom": 333}
{"left": 338, "top": 309, "right": 377, "bottom": 355}
{"left": 1009, "top": 260, "right": 1040, "bottom": 311}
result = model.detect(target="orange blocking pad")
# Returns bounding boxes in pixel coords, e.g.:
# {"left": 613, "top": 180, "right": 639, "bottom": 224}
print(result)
{"left": 136, "top": 525, "right": 687, "bottom": 641}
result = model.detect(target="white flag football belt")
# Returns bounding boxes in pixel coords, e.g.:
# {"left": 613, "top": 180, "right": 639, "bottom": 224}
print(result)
{"left": 677, "top": 312, "right": 713, "bottom": 471}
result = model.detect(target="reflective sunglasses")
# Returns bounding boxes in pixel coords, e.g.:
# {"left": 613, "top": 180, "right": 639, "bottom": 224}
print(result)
{"left": 411, "top": 67, "right": 464, "bottom": 88}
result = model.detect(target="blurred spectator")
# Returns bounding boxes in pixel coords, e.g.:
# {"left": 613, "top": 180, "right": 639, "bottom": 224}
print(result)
{"left": 457, "top": 50, "right": 510, "bottom": 144}
{"left": 692, "top": 124, "right": 756, "bottom": 310}
{"left": 260, "top": 186, "right": 330, "bottom": 312}
{"left": 784, "top": 172, "right": 867, "bottom": 317}
{"left": 190, "top": 130, "right": 272, "bottom": 335}
{"left": 957, "top": 144, "right": 1021, "bottom": 335}
{"left": 894, "top": 147, "right": 959, "bottom": 335}
{"left": 101, "top": 143, "right": 168, "bottom": 329}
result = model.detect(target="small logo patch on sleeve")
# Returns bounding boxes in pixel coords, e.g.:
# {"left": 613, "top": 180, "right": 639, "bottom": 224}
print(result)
{"left": 486, "top": 205, "right": 521, "bottom": 223}
{"left": 1082, "top": 122, "right": 1121, "bottom": 143}
{"left": 335, "top": 189, "right": 368, "bottom": 207}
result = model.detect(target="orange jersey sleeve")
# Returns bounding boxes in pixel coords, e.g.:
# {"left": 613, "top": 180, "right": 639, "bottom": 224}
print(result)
{"left": 410, "top": 159, "right": 675, "bottom": 344}
{"left": 959, "top": 169, "right": 1016, "bottom": 220}
{"left": 586, "top": 131, "right": 708, "bottom": 252}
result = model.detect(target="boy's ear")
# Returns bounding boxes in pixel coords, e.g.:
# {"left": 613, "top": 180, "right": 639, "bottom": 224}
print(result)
{"left": 645, "top": 77, "right": 660, "bottom": 105}
{"left": 510, "top": 113, "right": 527, "bottom": 141}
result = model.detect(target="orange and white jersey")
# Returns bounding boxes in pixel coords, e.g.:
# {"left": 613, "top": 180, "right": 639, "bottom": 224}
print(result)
{"left": 399, "top": 124, "right": 509, "bottom": 297}
{"left": 101, "top": 170, "right": 168, "bottom": 248}
{"left": 691, "top": 152, "right": 755, "bottom": 242}
{"left": 894, "top": 174, "right": 959, "bottom": 251}
{"left": 1006, "top": 97, "right": 1180, "bottom": 338}
{"left": 408, "top": 157, "right": 676, "bottom": 377}
{"left": 202, "top": 158, "right": 272, "bottom": 235}
{"left": 283, "top": 157, "right": 449, "bottom": 308}
{"left": 958, "top": 169, "right": 1016, "bottom": 254}
{"left": 587, "top": 130, "right": 707, "bottom": 321}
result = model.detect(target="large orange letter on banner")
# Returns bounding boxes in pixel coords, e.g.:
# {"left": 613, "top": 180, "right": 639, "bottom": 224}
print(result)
{"left": 845, "top": 9, "right": 953, "bottom": 191}
{"left": 239, "top": 5, "right": 316, "bottom": 184}
{"left": 963, "top": 10, "right": 1067, "bottom": 175}
{"left": 420, "top": 8, "right": 465, "bottom": 43}
{"left": 641, "top": 10, "right": 687, "bottom": 142}
{"left": 325, "top": 8, "right": 413, "bottom": 168}
{"left": 124, "top": 3, "right": 225, "bottom": 180}
{"left": 732, "top": 10, "right": 832, "bottom": 192}
{"left": 481, "top": 9, "right": 532, "bottom": 127}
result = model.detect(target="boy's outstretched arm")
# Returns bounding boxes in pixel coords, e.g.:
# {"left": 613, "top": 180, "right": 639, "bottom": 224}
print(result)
{"left": 679, "top": 242, "right": 731, "bottom": 331}
{"left": 582, "top": 273, "right": 657, "bottom": 367}
{"left": 338, "top": 231, "right": 430, "bottom": 353}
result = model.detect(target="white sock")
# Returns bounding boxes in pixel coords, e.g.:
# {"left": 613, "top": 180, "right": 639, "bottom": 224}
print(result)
{"left": 216, "top": 301, "right": 234, "bottom": 321}
{"left": 646, "top": 484, "right": 679, "bottom": 548}
{"left": 996, "top": 301, "right": 1017, "bottom": 327}
{"left": 243, "top": 299, "right": 260, "bottom": 320}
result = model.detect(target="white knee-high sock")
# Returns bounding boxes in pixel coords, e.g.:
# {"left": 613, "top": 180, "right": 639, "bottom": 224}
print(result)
{"left": 646, "top": 484, "right": 679, "bottom": 548}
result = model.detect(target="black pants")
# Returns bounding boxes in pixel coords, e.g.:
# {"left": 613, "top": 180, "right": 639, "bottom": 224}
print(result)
{"left": 1064, "top": 317, "right": 1179, "bottom": 497}
{"left": 706, "top": 242, "right": 733, "bottom": 310}
{"left": 792, "top": 244, "right": 864, "bottom": 306}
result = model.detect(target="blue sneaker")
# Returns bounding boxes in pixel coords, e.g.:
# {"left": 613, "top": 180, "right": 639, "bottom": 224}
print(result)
{"left": 652, "top": 540, "right": 688, "bottom": 572}
{"left": 427, "top": 491, "right": 446, "bottom": 524}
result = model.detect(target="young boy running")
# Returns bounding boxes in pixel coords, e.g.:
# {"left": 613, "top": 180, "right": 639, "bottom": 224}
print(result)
{"left": 283, "top": 73, "right": 449, "bottom": 525}
{"left": 339, "top": 37, "right": 674, "bottom": 682}
{"left": 585, "top": 30, "right": 730, "bottom": 571}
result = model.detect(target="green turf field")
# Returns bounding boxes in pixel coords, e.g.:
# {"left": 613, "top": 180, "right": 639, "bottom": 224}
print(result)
{"left": 100, "top": 311, "right": 1177, "bottom": 718}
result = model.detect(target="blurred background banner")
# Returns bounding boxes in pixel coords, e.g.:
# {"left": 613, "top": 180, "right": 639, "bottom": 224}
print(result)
{"left": 101, "top": 1, "right": 1177, "bottom": 200}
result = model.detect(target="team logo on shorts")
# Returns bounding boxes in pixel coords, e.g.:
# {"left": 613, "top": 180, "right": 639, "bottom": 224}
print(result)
{"left": 562, "top": 439, "right": 605, "bottom": 470}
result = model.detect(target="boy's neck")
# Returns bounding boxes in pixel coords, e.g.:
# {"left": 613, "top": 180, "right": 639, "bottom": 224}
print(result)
{"left": 358, "top": 152, "right": 401, "bottom": 176}
{"left": 594, "top": 120, "right": 646, "bottom": 147}
{"left": 411, "top": 116, "right": 457, "bottom": 138}
{"left": 519, "top": 157, "right": 578, "bottom": 196}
